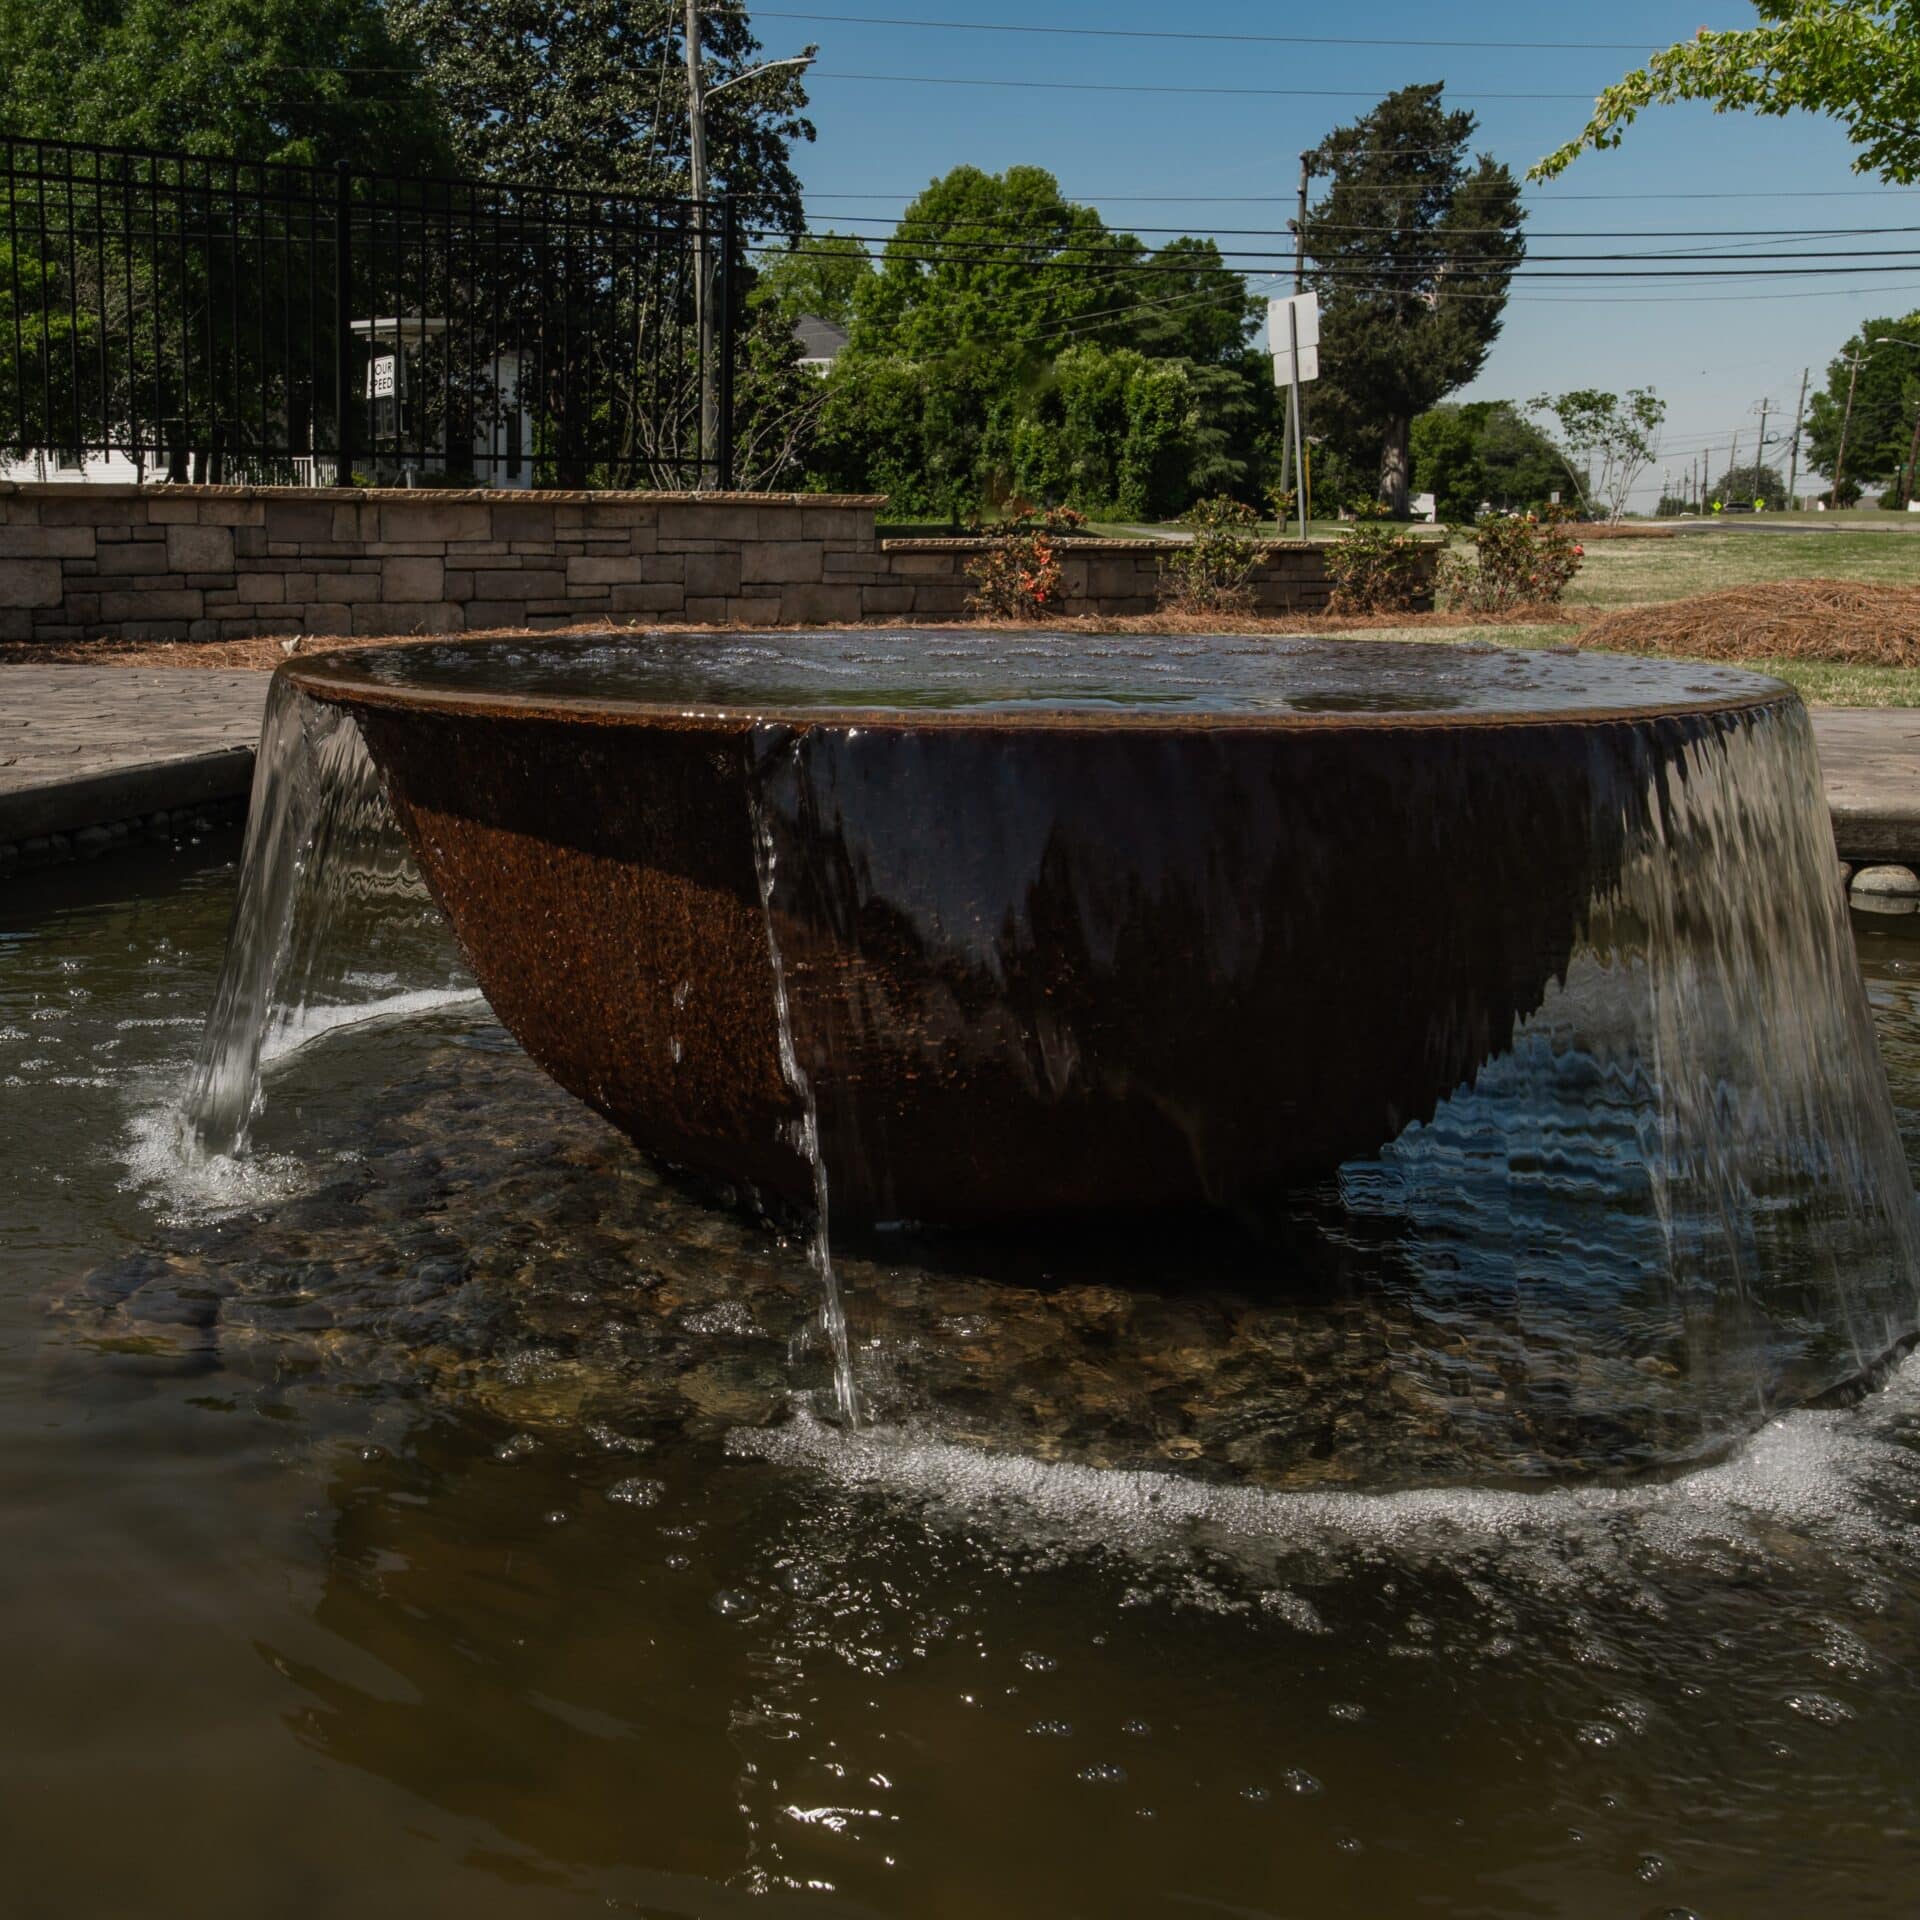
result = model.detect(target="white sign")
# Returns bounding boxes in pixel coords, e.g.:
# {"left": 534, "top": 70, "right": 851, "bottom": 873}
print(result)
{"left": 1268, "top": 292, "right": 1321, "bottom": 388}
{"left": 1273, "top": 341, "right": 1319, "bottom": 387}
{"left": 368, "top": 353, "right": 397, "bottom": 400}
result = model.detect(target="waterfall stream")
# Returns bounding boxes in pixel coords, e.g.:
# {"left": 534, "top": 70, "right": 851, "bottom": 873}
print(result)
{"left": 182, "top": 677, "right": 471, "bottom": 1157}
{"left": 750, "top": 729, "right": 864, "bottom": 1428}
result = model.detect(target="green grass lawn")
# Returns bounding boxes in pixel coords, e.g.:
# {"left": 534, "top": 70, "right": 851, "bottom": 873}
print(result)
{"left": 1563, "top": 529, "right": 1920, "bottom": 611}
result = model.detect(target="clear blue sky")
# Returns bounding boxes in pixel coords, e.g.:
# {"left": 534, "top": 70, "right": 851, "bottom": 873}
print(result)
{"left": 765, "top": 1, "right": 1920, "bottom": 505}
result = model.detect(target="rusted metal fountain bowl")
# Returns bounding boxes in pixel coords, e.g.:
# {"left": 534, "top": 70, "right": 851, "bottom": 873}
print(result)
{"left": 284, "top": 632, "right": 1793, "bottom": 1228}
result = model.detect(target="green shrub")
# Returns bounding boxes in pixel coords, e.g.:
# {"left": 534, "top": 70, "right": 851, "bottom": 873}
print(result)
{"left": 1324, "top": 503, "right": 1430, "bottom": 614}
{"left": 1440, "top": 510, "right": 1583, "bottom": 614}
{"left": 1158, "top": 494, "right": 1262, "bottom": 614}
{"left": 965, "top": 501, "right": 1087, "bottom": 620}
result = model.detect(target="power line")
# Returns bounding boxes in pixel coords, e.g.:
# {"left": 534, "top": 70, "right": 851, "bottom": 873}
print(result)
{"left": 788, "top": 213, "right": 1920, "bottom": 242}
{"left": 751, "top": 8, "right": 1658, "bottom": 52}
{"left": 764, "top": 234, "right": 1920, "bottom": 275}
{"left": 796, "top": 187, "right": 1920, "bottom": 204}
{"left": 810, "top": 69, "right": 1596, "bottom": 101}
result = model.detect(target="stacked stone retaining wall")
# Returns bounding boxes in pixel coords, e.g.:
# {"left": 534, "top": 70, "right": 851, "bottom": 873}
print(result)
{"left": 0, "top": 484, "right": 1419, "bottom": 644}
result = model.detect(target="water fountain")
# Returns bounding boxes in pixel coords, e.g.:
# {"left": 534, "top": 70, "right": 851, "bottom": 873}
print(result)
{"left": 18, "top": 627, "right": 1920, "bottom": 1912}
{"left": 182, "top": 629, "right": 1919, "bottom": 1470}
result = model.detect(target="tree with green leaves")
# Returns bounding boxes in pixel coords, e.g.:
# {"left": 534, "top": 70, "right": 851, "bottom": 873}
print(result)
{"left": 1710, "top": 462, "right": 1787, "bottom": 505}
{"left": 1532, "top": 3, "right": 1920, "bottom": 185}
{"left": 811, "top": 164, "right": 1265, "bottom": 517}
{"left": 1531, "top": 388, "right": 1666, "bottom": 523}
{"left": 0, "top": 0, "right": 449, "bottom": 171}
{"left": 750, "top": 232, "right": 873, "bottom": 332}
{"left": 1301, "top": 84, "right": 1526, "bottom": 515}
{"left": 389, "top": 0, "right": 814, "bottom": 229}
{"left": 1410, "top": 400, "right": 1571, "bottom": 522}
{"left": 1804, "top": 315, "right": 1920, "bottom": 494}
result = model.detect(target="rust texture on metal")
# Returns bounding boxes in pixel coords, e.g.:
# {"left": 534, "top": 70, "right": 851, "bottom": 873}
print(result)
{"left": 286, "top": 640, "right": 1791, "bottom": 1225}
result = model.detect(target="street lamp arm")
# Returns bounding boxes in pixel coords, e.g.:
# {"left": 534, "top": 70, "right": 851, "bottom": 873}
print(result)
{"left": 705, "top": 49, "right": 817, "bottom": 102}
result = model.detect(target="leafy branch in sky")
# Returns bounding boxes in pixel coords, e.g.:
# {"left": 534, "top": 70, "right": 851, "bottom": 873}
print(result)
{"left": 1531, "top": 3, "right": 1920, "bottom": 183}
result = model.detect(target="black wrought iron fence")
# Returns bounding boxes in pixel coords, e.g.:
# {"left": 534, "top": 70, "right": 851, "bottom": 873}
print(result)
{"left": 0, "top": 135, "right": 738, "bottom": 490}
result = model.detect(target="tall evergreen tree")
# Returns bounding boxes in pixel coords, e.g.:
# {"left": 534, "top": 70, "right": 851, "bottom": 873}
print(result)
{"left": 1301, "top": 84, "right": 1526, "bottom": 514}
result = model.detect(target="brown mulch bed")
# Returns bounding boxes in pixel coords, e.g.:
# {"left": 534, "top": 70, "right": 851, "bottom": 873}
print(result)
{"left": 1562, "top": 521, "right": 1677, "bottom": 541}
{"left": 1583, "top": 580, "right": 1920, "bottom": 667}
{"left": 0, "top": 605, "right": 1558, "bottom": 672}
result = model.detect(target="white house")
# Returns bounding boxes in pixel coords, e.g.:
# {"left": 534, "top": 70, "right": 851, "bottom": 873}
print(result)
{"left": 5, "top": 316, "right": 539, "bottom": 489}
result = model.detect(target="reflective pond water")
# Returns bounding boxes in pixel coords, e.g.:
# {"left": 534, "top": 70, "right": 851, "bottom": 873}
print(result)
{"left": 4, "top": 834, "right": 1920, "bottom": 1917}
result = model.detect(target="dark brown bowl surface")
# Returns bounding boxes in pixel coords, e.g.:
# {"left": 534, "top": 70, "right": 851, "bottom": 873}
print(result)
{"left": 285, "top": 632, "right": 1792, "bottom": 1226}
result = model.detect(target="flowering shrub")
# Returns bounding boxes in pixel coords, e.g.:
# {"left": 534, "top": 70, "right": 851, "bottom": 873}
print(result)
{"left": 965, "top": 500, "right": 1087, "bottom": 619}
{"left": 1441, "top": 511, "right": 1584, "bottom": 614}
{"left": 1158, "top": 494, "right": 1262, "bottom": 614}
{"left": 1323, "top": 503, "right": 1431, "bottom": 614}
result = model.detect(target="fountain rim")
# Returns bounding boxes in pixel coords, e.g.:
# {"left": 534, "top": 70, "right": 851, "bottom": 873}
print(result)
{"left": 279, "top": 635, "right": 1798, "bottom": 736}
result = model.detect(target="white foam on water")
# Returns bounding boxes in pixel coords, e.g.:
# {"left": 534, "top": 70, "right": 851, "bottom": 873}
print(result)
{"left": 120, "top": 1097, "right": 309, "bottom": 1224}
{"left": 257, "top": 986, "right": 487, "bottom": 1065}
{"left": 728, "top": 1349, "right": 1920, "bottom": 1589}
{"left": 120, "top": 986, "right": 489, "bottom": 1225}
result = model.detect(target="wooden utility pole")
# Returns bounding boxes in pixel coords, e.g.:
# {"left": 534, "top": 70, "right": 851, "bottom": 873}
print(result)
{"left": 1280, "top": 151, "right": 1311, "bottom": 525}
{"left": 1754, "top": 396, "right": 1771, "bottom": 501}
{"left": 685, "top": 0, "right": 716, "bottom": 487}
{"left": 1786, "top": 365, "right": 1809, "bottom": 510}
{"left": 1834, "top": 348, "right": 1866, "bottom": 505}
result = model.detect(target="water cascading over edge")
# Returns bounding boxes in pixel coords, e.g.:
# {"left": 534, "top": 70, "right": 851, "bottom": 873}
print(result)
{"left": 182, "top": 676, "right": 469, "bottom": 1158}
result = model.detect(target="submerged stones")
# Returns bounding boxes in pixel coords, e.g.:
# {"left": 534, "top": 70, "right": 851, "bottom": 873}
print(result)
{"left": 49, "top": 1026, "right": 1908, "bottom": 1489}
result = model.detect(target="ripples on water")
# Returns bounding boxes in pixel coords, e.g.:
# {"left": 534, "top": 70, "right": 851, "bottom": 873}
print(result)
{"left": 3, "top": 804, "right": 1920, "bottom": 1911}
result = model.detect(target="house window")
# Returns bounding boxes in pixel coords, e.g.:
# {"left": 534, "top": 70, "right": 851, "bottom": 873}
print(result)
{"left": 53, "top": 448, "right": 84, "bottom": 473}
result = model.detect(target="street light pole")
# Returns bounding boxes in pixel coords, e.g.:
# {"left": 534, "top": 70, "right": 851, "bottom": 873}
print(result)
{"left": 684, "top": 4, "right": 816, "bottom": 487}
{"left": 684, "top": 0, "right": 712, "bottom": 483}
{"left": 1833, "top": 348, "right": 1866, "bottom": 506}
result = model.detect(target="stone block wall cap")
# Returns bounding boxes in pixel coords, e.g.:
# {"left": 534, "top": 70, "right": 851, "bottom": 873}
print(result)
{"left": 0, "top": 481, "right": 888, "bottom": 509}
{"left": 878, "top": 535, "right": 1337, "bottom": 553}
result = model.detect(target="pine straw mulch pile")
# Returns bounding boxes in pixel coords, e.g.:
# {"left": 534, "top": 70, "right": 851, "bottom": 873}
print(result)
{"left": 1581, "top": 579, "right": 1920, "bottom": 667}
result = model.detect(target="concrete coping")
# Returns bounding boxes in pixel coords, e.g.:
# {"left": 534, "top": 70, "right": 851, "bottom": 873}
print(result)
{"left": 878, "top": 536, "right": 1335, "bottom": 554}
{"left": 0, "top": 481, "right": 889, "bottom": 509}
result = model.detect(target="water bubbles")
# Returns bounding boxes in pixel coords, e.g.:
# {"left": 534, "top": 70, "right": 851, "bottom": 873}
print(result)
{"left": 1120, "top": 1719, "right": 1152, "bottom": 1737}
{"left": 1281, "top": 1768, "right": 1322, "bottom": 1796}
{"left": 1239, "top": 1786, "right": 1271, "bottom": 1806}
{"left": 541, "top": 1509, "right": 570, "bottom": 1526}
{"left": 493, "top": 1433, "right": 537, "bottom": 1462}
{"left": 1019, "top": 1651, "right": 1057, "bottom": 1674}
{"left": 606, "top": 1477, "right": 665, "bottom": 1509}
{"left": 1576, "top": 1723, "right": 1622, "bottom": 1749}
{"left": 711, "top": 1588, "right": 761, "bottom": 1620}
{"left": 1328, "top": 1702, "right": 1366, "bottom": 1722}
{"left": 1076, "top": 1763, "right": 1126, "bottom": 1786}
{"left": 1636, "top": 1853, "right": 1667, "bottom": 1883}
{"left": 1812, "top": 1620, "right": 1876, "bottom": 1677}
{"left": 1786, "top": 1692, "right": 1855, "bottom": 1725}
{"left": 1027, "top": 1720, "right": 1074, "bottom": 1739}
{"left": 1336, "top": 1836, "right": 1363, "bottom": 1855}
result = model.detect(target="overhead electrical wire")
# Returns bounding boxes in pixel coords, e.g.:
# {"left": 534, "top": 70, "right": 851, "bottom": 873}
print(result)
{"left": 809, "top": 70, "right": 1597, "bottom": 101}
{"left": 748, "top": 8, "right": 1658, "bottom": 53}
